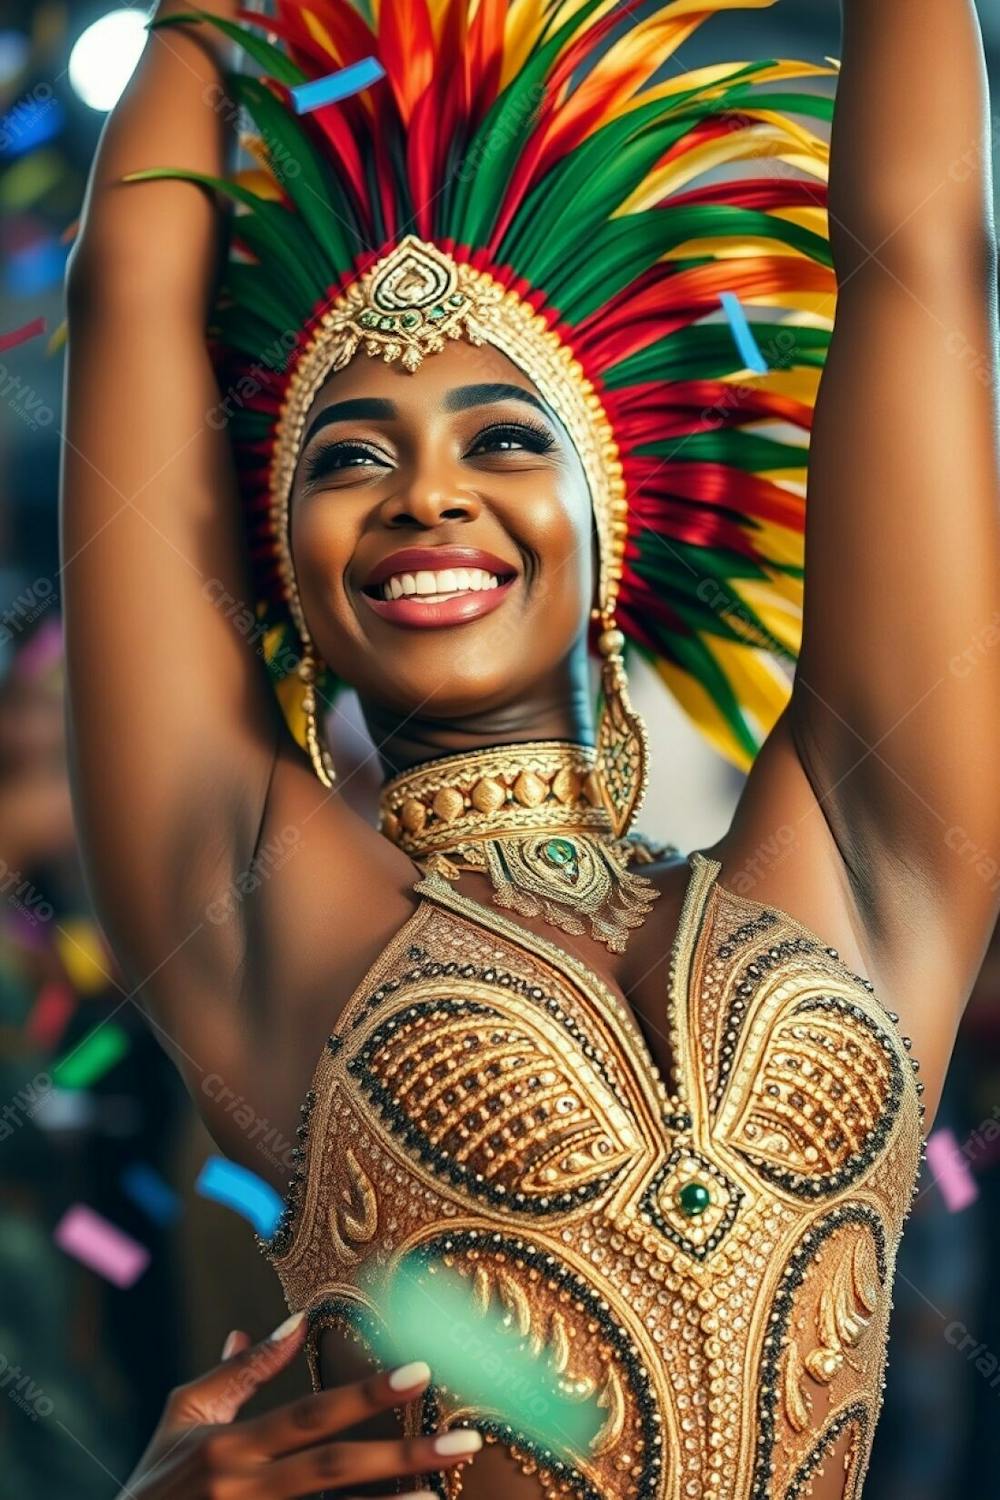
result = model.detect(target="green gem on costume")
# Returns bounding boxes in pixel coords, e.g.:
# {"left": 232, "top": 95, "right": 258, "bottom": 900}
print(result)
{"left": 677, "top": 1181, "right": 712, "bottom": 1217}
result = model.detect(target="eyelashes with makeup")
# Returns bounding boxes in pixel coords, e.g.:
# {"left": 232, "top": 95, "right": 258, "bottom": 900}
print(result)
{"left": 300, "top": 419, "right": 557, "bottom": 486}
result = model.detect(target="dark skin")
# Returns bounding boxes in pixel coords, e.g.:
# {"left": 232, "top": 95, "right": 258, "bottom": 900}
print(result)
{"left": 60, "top": 0, "right": 1000, "bottom": 1495}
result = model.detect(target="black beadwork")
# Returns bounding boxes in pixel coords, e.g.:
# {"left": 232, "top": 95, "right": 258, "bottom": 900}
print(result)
{"left": 259, "top": 1085, "right": 318, "bottom": 1260}
{"left": 710, "top": 935, "right": 817, "bottom": 1110}
{"left": 716, "top": 907, "right": 779, "bottom": 957}
{"left": 346, "top": 997, "right": 627, "bottom": 1216}
{"left": 751, "top": 1203, "right": 886, "bottom": 1499}
{"left": 409, "top": 1229, "right": 662, "bottom": 1500}
{"left": 638, "top": 1147, "right": 744, "bottom": 1260}
{"left": 733, "top": 996, "right": 905, "bottom": 1200}
{"left": 786, "top": 1402, "right": 869, "bottom": 1499}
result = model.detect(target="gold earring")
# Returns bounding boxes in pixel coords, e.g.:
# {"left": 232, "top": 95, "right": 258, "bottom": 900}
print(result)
{"left": 595, "top": 615, "right": 649, "bottom": 837}
{"left": 298, "top": 646, "right": 336, "bottom": 788}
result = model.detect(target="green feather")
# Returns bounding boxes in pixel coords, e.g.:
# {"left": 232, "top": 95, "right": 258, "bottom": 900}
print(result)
{"left": 120, "top": 163, "right": 324, "bottom": 320}
{"left": 551, "top": 207, "right": 831, "bottom": 320}
{"left": 633, "top": 429, "right": 809, "bottom": 471}
{"left": 229, "top": 74, "right": 362, "bottom": 271}
{"left": 604, "top": 324, "right": 830, "bottom": 387}
{"left": 148, "top": 9, "right": 307, "bottom": 87}
{"left": 447, "top": 0, "right": 611, "bottom": 243}
{"left": 500, "top": 62, "right": 778, "bottom": 271}
{"left": 649, "top": 628, "right": 760, "bottom": 761}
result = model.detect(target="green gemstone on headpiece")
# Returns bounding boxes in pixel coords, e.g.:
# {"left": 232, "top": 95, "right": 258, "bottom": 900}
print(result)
{"left": 401, "top": 312, "right": 420, "bottom": 328}
{"left": 427, "top": 305, "right": 446, "bottom": 320}
{"left": 677, "top": 1180, "right": 711, "bottom": 1217}
{"left": 359, "top": 310, "right": 378, "bottom": 327}
{"left": 378, "top": 315, "right": 396, "bottom": 329}
{"left": 448, "top": 293, "right": 465, "bottom": 306}
{"left": 543, "top": 838, "right": 577, "bottom": 868}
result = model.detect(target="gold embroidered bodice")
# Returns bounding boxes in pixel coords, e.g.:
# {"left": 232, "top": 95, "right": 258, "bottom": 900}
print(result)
{"left": 263, "top": 851, "right": 926, "bottom": 1500}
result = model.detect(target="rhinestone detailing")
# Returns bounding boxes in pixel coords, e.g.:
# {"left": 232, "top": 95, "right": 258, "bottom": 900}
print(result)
{"left": 260, "top": 854, "right": 925, "bottom": 1500}
{"left": 378, "top": 739, "right": 662, "bottom": 953}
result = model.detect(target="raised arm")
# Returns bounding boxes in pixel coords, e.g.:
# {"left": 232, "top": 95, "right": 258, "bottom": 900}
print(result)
{"left": 60, "top": 1, "right": 286, "bottom": 1015}
{"left": 729, "top": 0, "right": 1000, "bottom": 1051}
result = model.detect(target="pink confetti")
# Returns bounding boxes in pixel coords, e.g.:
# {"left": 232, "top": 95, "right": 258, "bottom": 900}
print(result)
{"left": 0, "top": 316, "right": 46, "bottom": 354}
{"left": 54, "top": 1204, "right": 150, "bottom": 1287}
{"left": 24, "top": 981, "right": 76, "bottom": 1050}
{"left": 925, "top": 1128, "right": 979, "bottom": 1213}
{"left": 11, "top": 615, "right": 63, "bottom": 681}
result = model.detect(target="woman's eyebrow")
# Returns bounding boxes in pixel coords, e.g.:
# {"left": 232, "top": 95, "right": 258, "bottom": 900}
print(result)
{"left": 441, "top": 382, "right": 553, "bottom": 419}
{"left": 301, "top": 397, "right": 395, "bottom": 448}
{"left": 300, "top": 383, "right": 554, "bottom": 450}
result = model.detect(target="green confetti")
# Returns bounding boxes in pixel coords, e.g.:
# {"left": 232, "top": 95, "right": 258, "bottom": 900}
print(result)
{"left": 363, "top": 1252, "right": 605, "bottom": 1462}
{"left": 52, "top": 1024, "right": 129, "bottom": 1089}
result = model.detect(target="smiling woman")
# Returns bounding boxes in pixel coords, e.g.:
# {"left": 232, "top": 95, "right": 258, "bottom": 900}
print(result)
{"left": 58, "top": 0, "right": 1000, "bottom": 1497}
{"left": 288, "top": 345, "right": 596, "bottom": 728}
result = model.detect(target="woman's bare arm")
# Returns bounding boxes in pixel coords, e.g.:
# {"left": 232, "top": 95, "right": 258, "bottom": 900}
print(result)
{"left": 731, "top": 0, "right": 1000, "bottom": 1029}
{"left": 60, "top": 1, "right": 288, "bottom": 1014}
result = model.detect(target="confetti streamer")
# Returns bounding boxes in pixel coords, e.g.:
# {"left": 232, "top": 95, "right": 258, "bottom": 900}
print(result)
{"left": 926, "top": 1127, "right": 979, "bottom": 1212}
{"left": 54, "top": 1203, "right": 150, "bottom": 1287}
{"left": 24, "top": 981, "right": 76, "bottom": 1050}
{"left": 52, "top": 1022, "right": 128, "bottom": 1089}
{"left": 10, "top": 614, "right": 62, "bottom": 681}
{"left": 290, "top": 56, "right": 385, "bottom": 114}
{"left": 55, "top": 917, "right": 111, "bottom": 993}
{"left": 361, "top": 1253, "right": 605, "bottom": 1462}
{"left": 196, "top": 1155, "right": 284, "bottom": 1238}
{"left": 0, "top": 314, "right": 46, "bottom": 353}
{"left": 121, "top": 1163, "right": 181, "bottom": 1226}
{"left": 719, "top": 291, "right": 768, "bottom": 374}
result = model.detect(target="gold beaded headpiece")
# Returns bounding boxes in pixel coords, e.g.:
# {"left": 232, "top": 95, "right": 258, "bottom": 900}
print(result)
{"left": 129, "top": 0, "right": 836, "bottom": 815}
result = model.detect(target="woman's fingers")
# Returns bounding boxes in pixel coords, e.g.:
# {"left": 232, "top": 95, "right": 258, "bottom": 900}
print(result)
{"left": 260, "top": 1426, "right": 483, "bottom": 1497}
{"left": 165, "top": 1311, "right": 308, "bottom": 1427}
{"left": 237, "top": 1359, "right": 432, "bottom": 1458}
{"left": 221, "top": 1329, "right": 252, "bottom": 1361}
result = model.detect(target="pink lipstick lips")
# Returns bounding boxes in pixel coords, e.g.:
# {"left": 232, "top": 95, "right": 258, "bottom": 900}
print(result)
{"left": 361, "top": 546, "right": 519, "bottom": 629}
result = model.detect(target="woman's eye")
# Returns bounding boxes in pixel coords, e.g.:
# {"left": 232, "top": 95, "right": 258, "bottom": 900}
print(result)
{"left": 468, "top": 422, "right": 556, "bottom": 456}
{"left": 301, "top": 442, "right": 385, "bottom": 485}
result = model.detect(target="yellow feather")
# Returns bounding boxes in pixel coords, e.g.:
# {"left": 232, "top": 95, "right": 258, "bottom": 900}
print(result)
{"left": 707, "top": 634, "right": 793, "bottom": 740}
{"left": 499, "top": 0, "right": 552, "bottom": 91}
{"left": 232, "top": 168, "right": 285, "bottom": 202}
{"left": 739, "top": 514, "right": 806, "bottom": 571}
{"left": 301, "top": 6, "right": 343, "bottom": 62}
{"left": 654, "top": 656, "right": 754, "bottom": 771}
{"left": 603, "top": 57, "right": 835, "bottom": 126}
{"left": 617, "top": 121, "right": 829, "bottom": 215}
{"left": 275, "top": 671, "right": 308, "bottom": 751}
{"left": 731, "top": 577, "right": 803, "bottom": 655}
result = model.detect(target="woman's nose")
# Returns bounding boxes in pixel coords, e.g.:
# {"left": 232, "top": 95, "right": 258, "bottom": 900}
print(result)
{"left": 378, "top": 483, "right": 482, "bottom": 529}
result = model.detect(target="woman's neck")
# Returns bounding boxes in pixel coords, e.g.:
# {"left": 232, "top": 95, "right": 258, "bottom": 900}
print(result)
{"left": 361, "top": 663, "right": 595, "bottom": 780}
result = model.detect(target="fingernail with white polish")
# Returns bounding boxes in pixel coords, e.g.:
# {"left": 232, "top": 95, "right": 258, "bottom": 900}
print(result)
{"left": 221, "top": 1331, "right": 240, "bottom": 1360}
{"left": 269, "top": 1310, "right": 305, "bottom": 1342}
{"left": 388, "top": 1360, "right": 431, "bottom": 1391}
{"left": 434, "top": 1429, "right": 483, "bottom": 1457}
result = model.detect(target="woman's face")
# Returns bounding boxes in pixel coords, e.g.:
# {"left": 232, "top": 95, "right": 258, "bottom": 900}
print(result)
{"left": 288, "top": 338, "right": 596, "bottom": 721}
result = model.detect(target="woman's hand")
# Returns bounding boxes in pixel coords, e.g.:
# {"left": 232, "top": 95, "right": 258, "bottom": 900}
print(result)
{"left": 117, "top": 1312, "right": 482, "bottom": 1498}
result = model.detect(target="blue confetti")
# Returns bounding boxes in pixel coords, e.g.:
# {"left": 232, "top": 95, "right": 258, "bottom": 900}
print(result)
{"left": 290, "top": 56, "right": 385, "bottom": 115}
{"left": 719, "top": 291, "right": 768, "bottom": 374}
{"left": 195, "top": 1156, "right": 284, "bottom": 1238}
{"left": 121, "top": 1163, "right": 180, "bottom": 1227}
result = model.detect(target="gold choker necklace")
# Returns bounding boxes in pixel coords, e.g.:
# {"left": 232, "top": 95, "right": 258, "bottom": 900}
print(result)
{"left": 378, "top": 741, "right": 672, "bottom": 954}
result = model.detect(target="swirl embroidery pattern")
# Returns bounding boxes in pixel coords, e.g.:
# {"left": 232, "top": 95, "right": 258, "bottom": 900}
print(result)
{"left": 262, "top": 852, "right": 926, "bottom": 1499}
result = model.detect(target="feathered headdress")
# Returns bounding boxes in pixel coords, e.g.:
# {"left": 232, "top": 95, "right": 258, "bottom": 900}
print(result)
{"left": 126, "top": 0, "right": 836, "bottom": 785}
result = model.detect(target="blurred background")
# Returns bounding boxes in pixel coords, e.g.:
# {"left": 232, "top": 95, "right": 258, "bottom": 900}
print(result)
{"left": 0, "top": 1, "right": 998, "bottom": 1495}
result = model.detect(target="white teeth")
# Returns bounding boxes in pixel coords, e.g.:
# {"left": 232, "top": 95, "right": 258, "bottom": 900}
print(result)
{"left": 381, "top": 567, "right": 502, "bottom": 601}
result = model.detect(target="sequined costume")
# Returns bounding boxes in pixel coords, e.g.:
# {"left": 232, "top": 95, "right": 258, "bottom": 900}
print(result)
{"left": 263, "top": 851, "right": 926, "bottom": 1499}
